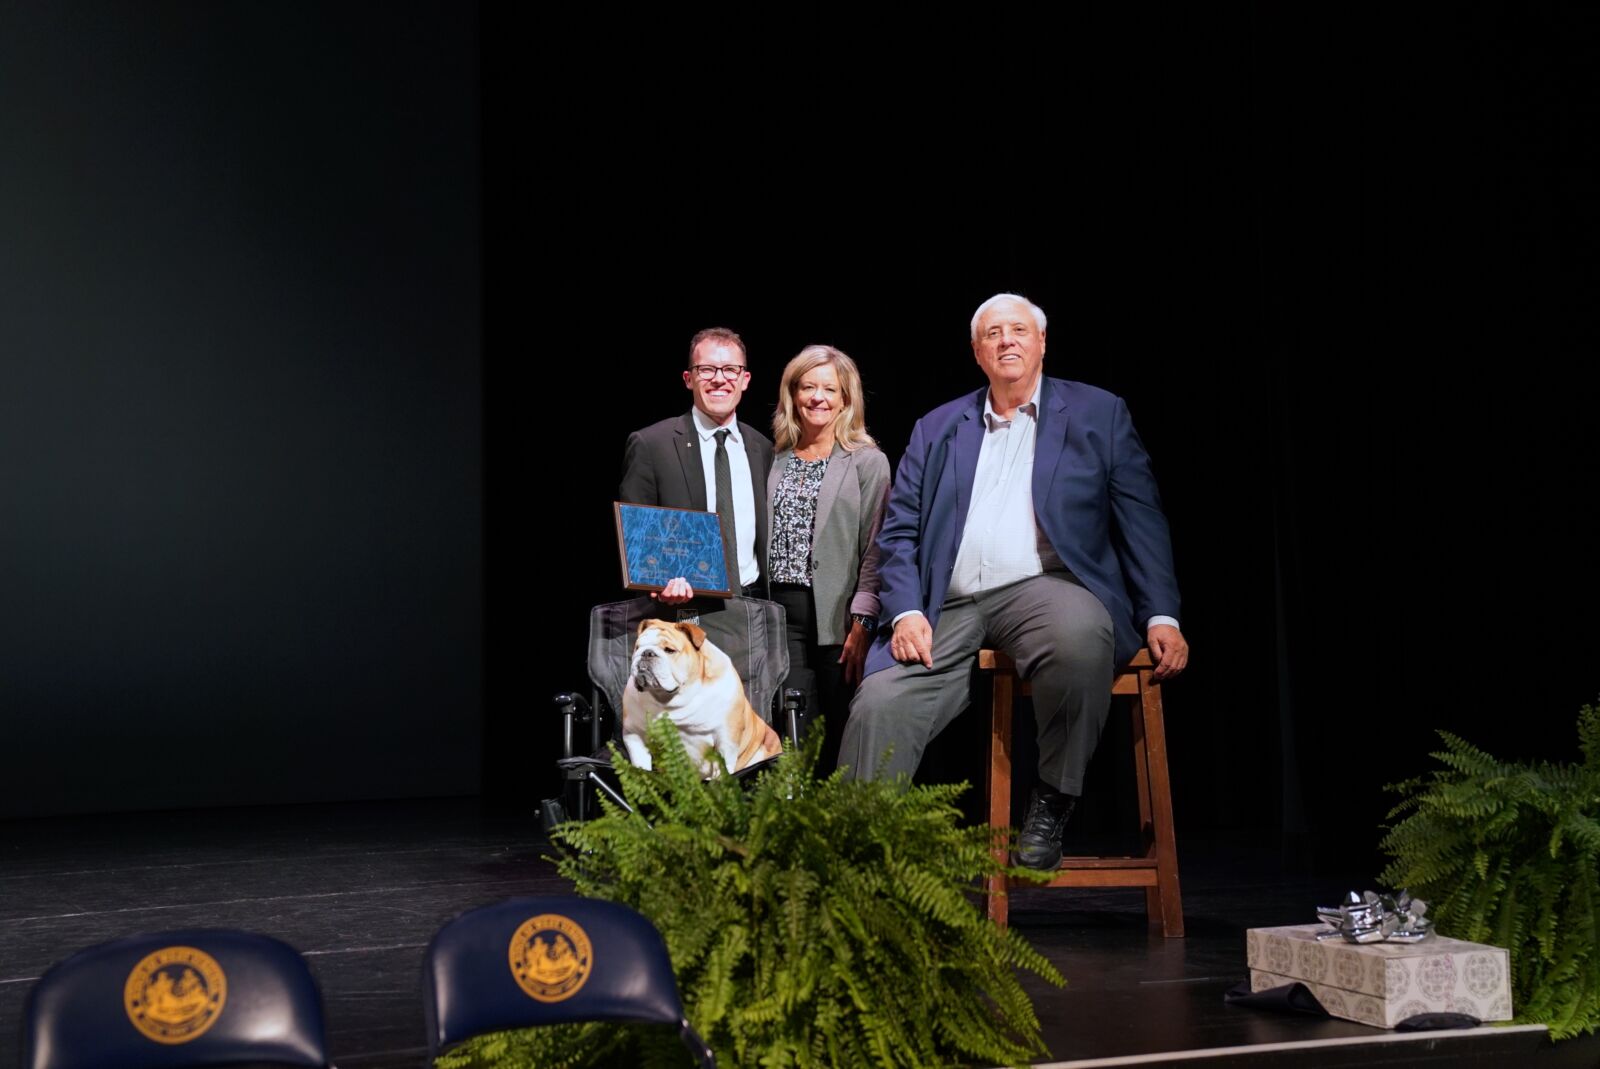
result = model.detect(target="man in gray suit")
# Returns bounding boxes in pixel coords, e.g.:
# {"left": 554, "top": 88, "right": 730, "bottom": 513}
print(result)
{"left": 619, "top": 327, "right": 774, "bottom": 603}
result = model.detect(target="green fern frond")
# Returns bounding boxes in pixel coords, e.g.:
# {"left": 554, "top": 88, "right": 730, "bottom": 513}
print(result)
{"left": 1576, "top": 703, "right": 1600, "bottom": 767}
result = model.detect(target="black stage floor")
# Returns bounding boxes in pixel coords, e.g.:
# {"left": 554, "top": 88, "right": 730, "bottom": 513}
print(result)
{"left": 2, "top": 799, "right": 1595, "bottom": 1068}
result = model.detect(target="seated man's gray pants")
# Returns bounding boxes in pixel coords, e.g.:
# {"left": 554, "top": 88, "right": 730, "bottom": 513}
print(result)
{"left": 837, "top": 572, "right": 1115, "bottom": 796}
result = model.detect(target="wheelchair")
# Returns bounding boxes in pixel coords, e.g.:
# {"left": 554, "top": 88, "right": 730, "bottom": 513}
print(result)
{"left": 543, "top": 594, "right": 801, "bottom": 830}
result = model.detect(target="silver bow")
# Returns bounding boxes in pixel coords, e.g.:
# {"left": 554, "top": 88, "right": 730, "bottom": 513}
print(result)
{"left": 1314, "top": 890, "right": 1433, "bottom": 943}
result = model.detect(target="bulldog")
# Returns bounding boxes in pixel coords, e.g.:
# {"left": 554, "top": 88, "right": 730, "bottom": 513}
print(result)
{"left": 621, "top": 618, "right": 782, "bottom": 776}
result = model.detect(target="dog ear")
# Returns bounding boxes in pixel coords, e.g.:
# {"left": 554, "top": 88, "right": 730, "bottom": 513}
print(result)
{"left": 678, "top": 621, "right": 707, "bottom": 649}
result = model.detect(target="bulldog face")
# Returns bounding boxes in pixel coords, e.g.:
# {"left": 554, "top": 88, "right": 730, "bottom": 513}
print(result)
{"left": 629, "top": 619, "right": 709, "bottom": 701}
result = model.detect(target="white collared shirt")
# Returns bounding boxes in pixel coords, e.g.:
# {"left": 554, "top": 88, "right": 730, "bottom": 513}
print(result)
{"left": 948, "top": 380, "right": 1065, "bottom": 596}
{"left": 691, "top": 406, "right": 759, "bottom": 588}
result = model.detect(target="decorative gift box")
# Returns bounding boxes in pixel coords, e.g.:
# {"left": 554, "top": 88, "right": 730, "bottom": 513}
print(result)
{"left": 1246, "top": 923, "right": 1513, "bottom": 1028}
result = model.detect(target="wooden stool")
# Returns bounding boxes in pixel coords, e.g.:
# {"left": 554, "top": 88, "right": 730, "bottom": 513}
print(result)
{"left": 981, "top": 648, "right": 1184, "bottom": 936}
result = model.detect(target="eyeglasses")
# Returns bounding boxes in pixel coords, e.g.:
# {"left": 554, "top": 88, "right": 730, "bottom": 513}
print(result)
{"left": 689, "top": 364, "right": 749, "bottom": 381}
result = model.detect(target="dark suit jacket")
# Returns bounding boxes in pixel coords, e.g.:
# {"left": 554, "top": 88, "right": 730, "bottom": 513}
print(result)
{"left": 866, "top": 376, "right": 1180, "bottom": 676}
{"left": 620, "top": 411, "right": 774, "bottom": 589}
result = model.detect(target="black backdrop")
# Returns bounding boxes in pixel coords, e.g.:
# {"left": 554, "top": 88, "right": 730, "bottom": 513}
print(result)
{"left": 1, "top": 5, "right": 484, "bottom": 814}
{"left": 4, "top": 3, "right": 1596, "bottom": 875}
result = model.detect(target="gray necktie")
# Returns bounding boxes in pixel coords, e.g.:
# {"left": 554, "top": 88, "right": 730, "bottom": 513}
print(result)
{"left": 713, "top": 429, "right": 738, "bottom": 590}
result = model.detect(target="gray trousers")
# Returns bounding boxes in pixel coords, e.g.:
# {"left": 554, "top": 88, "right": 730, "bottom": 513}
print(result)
{"left": 837, "top": 573, "right": 1115, "bottom": 795}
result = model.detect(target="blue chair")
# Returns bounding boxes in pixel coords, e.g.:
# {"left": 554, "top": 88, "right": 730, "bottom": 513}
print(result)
{"left": 22, "top": 928, "right": 332, "bottom": 1069}
{"left": 422, "top": 896, "right": 714, "bottom": 1067}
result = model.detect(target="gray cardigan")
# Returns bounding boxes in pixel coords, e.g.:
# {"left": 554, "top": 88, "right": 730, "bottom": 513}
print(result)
{"left": 766, "top": 443, "right": 892, "bottom": 646}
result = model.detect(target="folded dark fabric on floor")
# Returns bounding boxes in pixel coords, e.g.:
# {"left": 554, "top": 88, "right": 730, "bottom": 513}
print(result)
{"left": 1223, "top": 979, "right": 1329, "bottom": 1017}
{"left": 1395, "top": 1011, "right": 1481, "bottom": 1031}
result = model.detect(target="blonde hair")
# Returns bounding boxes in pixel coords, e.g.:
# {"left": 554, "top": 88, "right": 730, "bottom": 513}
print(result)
{"left": 772, "top": 345, "right": 876, "bottom": 453}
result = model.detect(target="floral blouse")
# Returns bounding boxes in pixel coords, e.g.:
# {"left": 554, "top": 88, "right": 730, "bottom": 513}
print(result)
{"left": 769, "top": 454, "right": 829, "bottom": 585}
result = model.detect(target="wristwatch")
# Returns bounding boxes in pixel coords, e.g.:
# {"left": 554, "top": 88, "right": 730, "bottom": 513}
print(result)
{"left": 850, "top": 613, "right": 877, "bottom": 632}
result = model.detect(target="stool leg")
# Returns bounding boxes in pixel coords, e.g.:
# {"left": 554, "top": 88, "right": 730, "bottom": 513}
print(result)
{"left": 1141, "top": 670, "right": 1184, "bottom": 937}
{"left": 985, "top": 666, "right": 1015, "bottom": 928}
{"left": 1129, "top": 689, "right": 1160, "bottom": 926}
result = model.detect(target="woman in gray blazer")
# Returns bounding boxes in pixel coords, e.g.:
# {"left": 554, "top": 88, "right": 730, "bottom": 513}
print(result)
{"left": 767, "top": 345, "right": 891, "bottom": 766}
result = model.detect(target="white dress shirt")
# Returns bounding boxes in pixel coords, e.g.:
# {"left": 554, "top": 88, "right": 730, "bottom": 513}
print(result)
{"left": 691, "top": 406, "right": 759, "bottom": 588}
{"left": 948, "top": 382, "right": 1065, "bottom": 596}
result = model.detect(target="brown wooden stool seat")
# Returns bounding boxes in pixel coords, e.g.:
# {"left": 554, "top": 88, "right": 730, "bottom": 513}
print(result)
{"left": 980, "top": 647, "right": 1184, "bottom": 936}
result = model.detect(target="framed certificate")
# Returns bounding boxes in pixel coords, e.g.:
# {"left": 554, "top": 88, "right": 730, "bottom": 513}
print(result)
{"left": 613, "top": 502, "right": 733, "bottom": 598}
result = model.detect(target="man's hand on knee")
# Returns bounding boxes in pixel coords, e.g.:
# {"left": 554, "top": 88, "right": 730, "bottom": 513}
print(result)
{"left": 1147, "top": 624, "right": 1189, "bottom": 681}
{"left": 890, "top": 613, "right": 934, "bottom": 668}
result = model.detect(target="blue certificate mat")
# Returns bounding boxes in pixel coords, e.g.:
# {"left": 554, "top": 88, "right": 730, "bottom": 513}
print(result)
{"left": 614, "top": 502, "right": 732, "bottom": 597}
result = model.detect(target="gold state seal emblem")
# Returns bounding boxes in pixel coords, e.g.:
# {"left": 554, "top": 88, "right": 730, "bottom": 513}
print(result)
{"left": 123, "top": 946, "right": 227, "bottom": 1044}
{"left": 508, "top": 914, "right": 593, "bottom": 1003}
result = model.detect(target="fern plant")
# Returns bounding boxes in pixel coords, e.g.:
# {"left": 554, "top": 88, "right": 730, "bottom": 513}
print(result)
{"left": 1378, "top": 702, "right": 1600, "bottom": 1039}
{"left": 439, "top": 715, "right": 1063, "bottom": 1068}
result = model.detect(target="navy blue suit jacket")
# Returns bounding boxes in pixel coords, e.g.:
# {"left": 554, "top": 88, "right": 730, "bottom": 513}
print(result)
{"left": 865, "top": 376, "right": 1180, "bottom": 676}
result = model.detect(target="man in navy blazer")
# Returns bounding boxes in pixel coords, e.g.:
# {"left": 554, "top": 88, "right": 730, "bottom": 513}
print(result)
{"left": 838, "top": 294, "right": 1189, "bottom": 868}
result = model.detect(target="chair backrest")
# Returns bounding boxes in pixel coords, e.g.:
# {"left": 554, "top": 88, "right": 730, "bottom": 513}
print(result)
{"left": 421, "top": 896, "right": 711, "bottom": 1064}
{"left": 22, "top": 929, "right": 331, "bottom": 1069}
{"left": 588, "top": 595, "right": 789, "bottom": 724}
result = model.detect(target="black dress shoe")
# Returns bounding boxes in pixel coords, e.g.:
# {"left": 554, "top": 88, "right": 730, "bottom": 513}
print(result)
{"left": 1013, "top": 787, "right": 1076, "bottom": 870}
